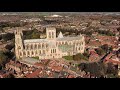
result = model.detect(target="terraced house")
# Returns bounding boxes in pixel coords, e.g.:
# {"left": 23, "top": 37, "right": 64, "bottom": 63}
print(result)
{"left": 15, "top": 27, "right": 85, "bottom": 59}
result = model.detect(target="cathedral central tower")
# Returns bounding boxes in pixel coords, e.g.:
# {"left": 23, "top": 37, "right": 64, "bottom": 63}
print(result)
{"left": 46, "top": 27, "right": 56, "bottom": 40}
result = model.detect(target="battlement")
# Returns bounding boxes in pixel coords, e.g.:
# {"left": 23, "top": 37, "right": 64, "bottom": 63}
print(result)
{"left": 46, "top": 27, "right": 56, "bottom": 31}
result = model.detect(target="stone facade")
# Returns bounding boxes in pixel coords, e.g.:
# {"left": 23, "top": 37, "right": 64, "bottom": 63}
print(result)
{"left": 15, "top": 27, "right": 85, "bottom": 59}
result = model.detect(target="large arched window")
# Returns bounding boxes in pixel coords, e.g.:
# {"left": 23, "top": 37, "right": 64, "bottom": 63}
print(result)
{"left": 27, "top": 45, "right": 29, "bottom": 49}
{"left": 53, "top": 49, "right": 54, "bottom": 53}
{"left": 43, "top": 50, "right": 45, "bottom": 54}
{"left": 65, "top": 42, "right": 67, "bottom": 45}
{"left": 49, "top": 32, "right": 51, "bottom": 38}
{"left": 25, "top": 45, "right": 28, "bottom": 50}
{"left": 81, "top": 42, "right": 83, "bottom": 45}
{"left": 42, "top": 43, "right": 44, "bottom": 48}
{"left": 31, "top": 44, "right": 33, "bottom": 49}
{"left": 51, "top": 49, "right": 52, "bottom": 53}
{"left": 44, "top": 44, "right": 46, "bottom": 48}
{"left": 81, "top": 47, "right": 83, "bottom": 50}
{"left": 27, "top": 51, "right": 30, "bottom": 55}
{"left": 54, "top": 49, "right": 56, "bottom": 53}
{"left": 79, "top": 42, "right": 81, "bottom": 45}
{"left": 20, "top": 52, "right": 22, "bottom": 56}
{"left": 35, "top": 51, "right": 37, "bottom": 54}
{"left": 35, "top": 44, "right": 37, "bottom": 49}
{"left": 39, "top": 50, "right": 41, "bottom": 55}
{"left": 52, "top": 32, "right": 54, "bottom": 38}
{"left": 38, "top": 44, "right": 40, "bottom": 49}
{"left": 23, "top": 51, "right": 26, "bottom": 56}
{"left": 32, "top": 51, "right": 34, "bottom": 55}
{"left": 46, "top": 44, "right": 48, "bottom": 48}
{"left": 27, "top": 44, "right": 29, "bottom": 50}
{"left": 40, "top": 44, "right": 42, "bottom": 49}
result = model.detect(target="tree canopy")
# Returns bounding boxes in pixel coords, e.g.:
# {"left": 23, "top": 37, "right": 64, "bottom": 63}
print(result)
{"left": 5, "top": 43, "right": 15, "bottom": 51}
{"left": 78, "top": 62, "right": 107, "bottom": 77}
{"left": 96, "top": 30, "right": 115, "bottom": 36}
{"left": 23, "top": 29, "right": 40, "bottom": 39}
{"left": 0, "top": 51, "right": 8, "bottom": 67}
{"left": 2, "top": 33, "right": 14, "bottom": 41}
{"left": 95, "top": 48, "right": 105, "bottom": 56}
{"left": 101, "top": 44, "right": 109, "bottom": 53}
{"left": 78, "top": 62, "right": 118, "bottom": 78}
{"left": 0, "top": 21, "right": 28, "bottom": 28}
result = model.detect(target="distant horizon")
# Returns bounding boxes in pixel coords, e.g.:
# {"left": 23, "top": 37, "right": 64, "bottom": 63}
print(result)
{"left": 0, "top": 12, "right": 120, "bottom": 16}
{"left": 0, "top": 12, "right": 120, "bottom": 13}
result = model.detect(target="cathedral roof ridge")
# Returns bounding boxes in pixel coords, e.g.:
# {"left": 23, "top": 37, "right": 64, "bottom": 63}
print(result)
{"left": 24, "top": 38, "right": 48, "bottom": 43}
{"left": 57, "top": 35, "right": 83, "bottom": 41}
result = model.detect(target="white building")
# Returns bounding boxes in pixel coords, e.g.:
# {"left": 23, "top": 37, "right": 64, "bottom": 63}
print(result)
{"left": 15, "top": 27, "right": 85, "bottom": 59}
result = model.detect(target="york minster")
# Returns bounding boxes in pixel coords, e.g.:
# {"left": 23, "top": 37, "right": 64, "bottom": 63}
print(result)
{"left": 15, "top": 27, "right": 85, "bottom": 59}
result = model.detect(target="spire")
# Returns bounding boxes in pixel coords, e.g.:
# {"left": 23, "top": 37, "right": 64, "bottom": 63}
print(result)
{"left": 58, "top": 31, "right": 64, "bottom": 38}
{"left": 79, "top": 33, "right": 82, "bottom": 37}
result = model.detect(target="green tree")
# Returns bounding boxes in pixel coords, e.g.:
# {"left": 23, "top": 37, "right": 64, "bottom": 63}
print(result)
{"left": 101, "top": 44, "right": 109, "bottom": 53}
{"left": 23, "top": 29, "right": 40, "bottom": 39}
{"left": 117, "top": 27, "right": 120, "bottom": 33}
{"left": 2, "top": 33, "right": 14, "bottom": 41}
{"left": 5, "top": 43, "right": 15, "bottom": 51}
{"left": 106, "top": 63, "right": 118, "bottom": 77}
{"left": 0, "top": 27, "right": 4, "bottom": 32}
{"left": 6, "top": 73, "right": 15, "bottom": 78}
{"left": 95, "top": 48, "right": 105, "bottom": 56}
{"left": 31, "top": 30, "right": 40, "bottom": 39}
{"left": 109, "top": 46, "right": 113, "bottom": 52}
{"left": 0, "top": 35, "right": 2, "bottom": 40}
{"left": 83, "top": 52, "right": 89, "bottom": 58}
{"left": 78, "top": 62, "right": 107, "bottom": 77}
{"left": 97, "top": 30, "right": 115, "bottom": 36}
{"left": 0, "top": 51, "right": 8, "bottom": 67}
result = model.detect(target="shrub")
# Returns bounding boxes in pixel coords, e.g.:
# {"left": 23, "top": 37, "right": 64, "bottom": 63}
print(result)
{"left": 95, "top": 48, "right": 105, "bottom": 56}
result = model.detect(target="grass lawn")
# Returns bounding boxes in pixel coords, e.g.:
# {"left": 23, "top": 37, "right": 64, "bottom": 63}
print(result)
{"left": 62, "top": 55, "right": 73, "bottom": 60}
{"left": 32, "top": 56, "right": 39, "bottom": 60}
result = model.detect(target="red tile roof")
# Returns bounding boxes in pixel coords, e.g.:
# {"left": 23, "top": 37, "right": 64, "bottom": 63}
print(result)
{"left": 51, "top": 66, "right": 63, "bottom": 72}
{"left": 88, "top": 40, "right": 101, "bottom": 47}
{"left": 105, "top": 53, "right": 113, "bottom": 60}
{"left": 34, "top": 63, "right": 45, "bottom": 67}
{"left": 26, "top": 69, "right": 42, "bottom": 78}
{"left": 105, "top": 59, "right": 120, "bottom": 65}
